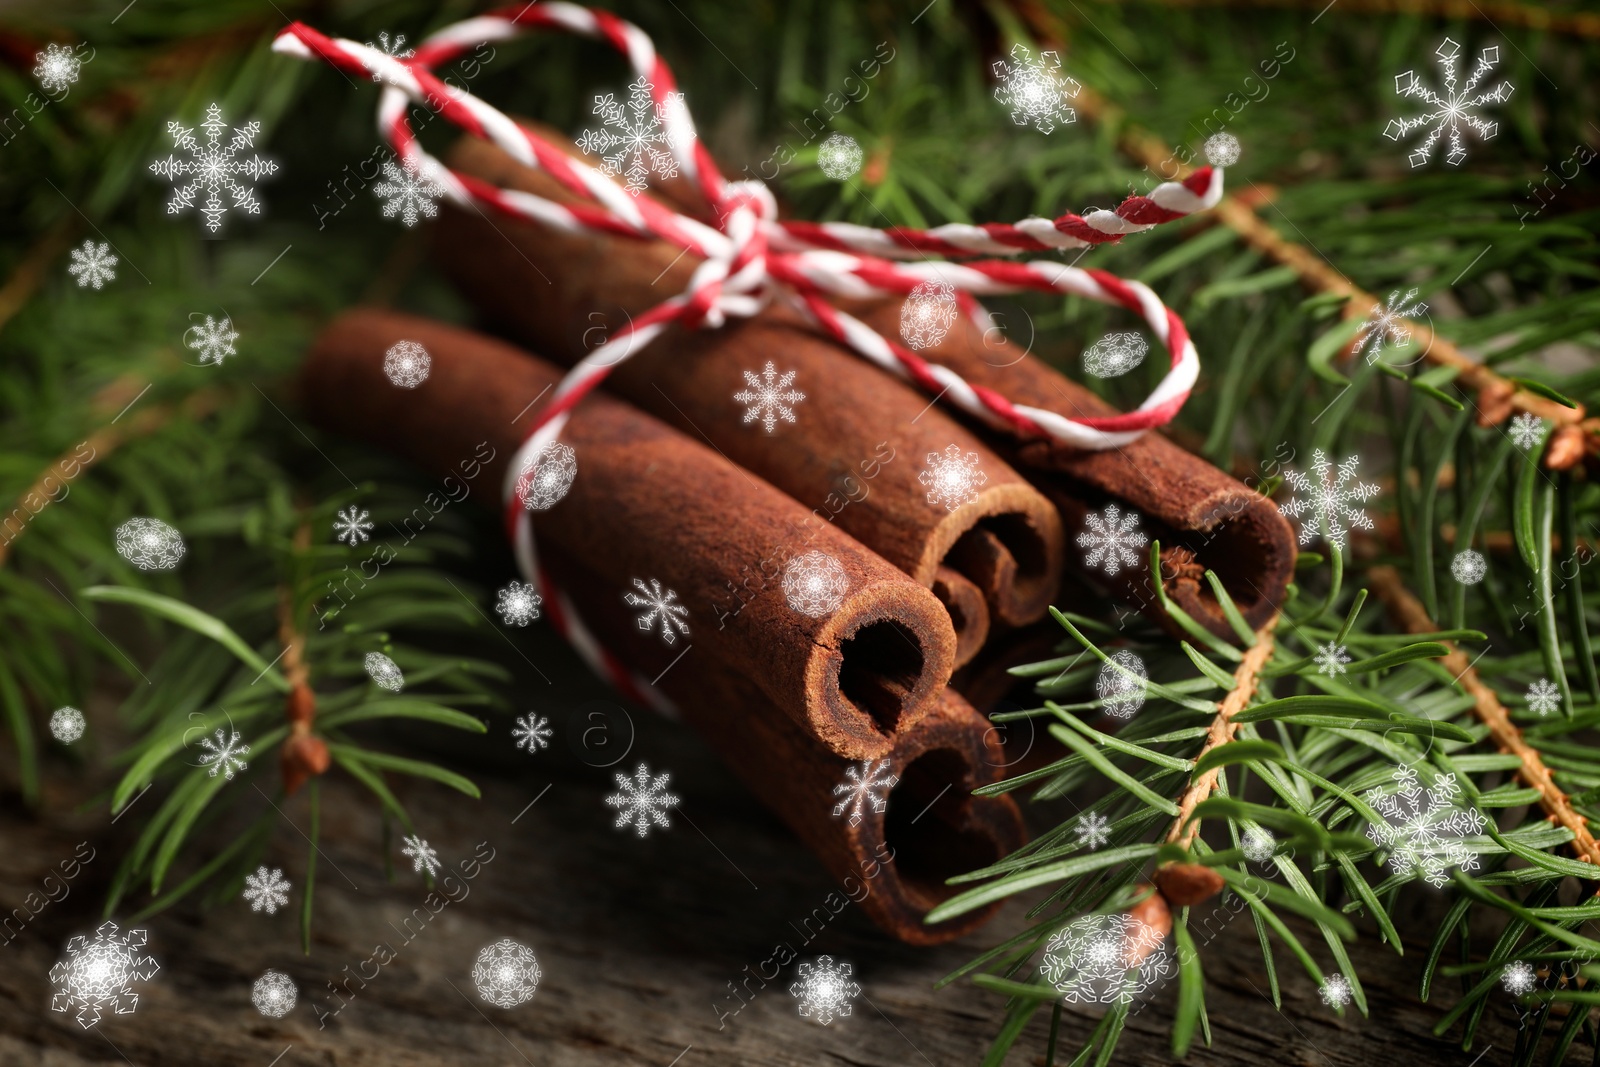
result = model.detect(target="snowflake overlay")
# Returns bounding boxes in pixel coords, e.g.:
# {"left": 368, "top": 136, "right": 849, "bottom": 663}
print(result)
{"left": 34, "top": 43, "right": 81, "bottom": 95}
{"left": 1095, "top": 650, "right": 1147, "bottom": 720}
{"left": 495, "top": 580, "right": 543, "bottom": 627}
{"left": 576, "top": 77, "right": 683, "bottom": 195}
{"left": 198, "top": 727, "right": 250, "bottom": 780}
{"left": 516, "top": 442, "right": 579, "bottom": 511}
{"left": 1450, "top": 548, "right": 1487, "bottom": 585}
{"left": 1364, "top": 763, "right": 1486, "bottom": 888}
{"left": 50, "top": 706, "right": 86, "bottom": 744}
{"left": 68, "top": 240, "right": 117, "bottom": 289}
{"left": 920, "top": 443, "right": 987, "bottom": 511}
{"left": 374, "top": 156, "right": 447, "bottom": 228}
{"left": 783, "top": 551, "right": 850, "bottom": 617}
{"left": 790, "top": 956, "right": 861, "bottom": 1025}
{"left": 383, "top": 339, "right": 432, "bottom": 387}
{"left": 1278, "top": 449, "right": 1380, "bottom": 551}
{"left": 1384, "top": 38, "right": 1514, "bottom": 168}
{"left": 1040, "top": 913, "right": 1173, "bottom": 1006}
{"left": 50, "top": 921, "right": 160, "bottom": 1028}
{"left": 512, "top": 713, "right": 553, "bottom": 754}
{"left": 1078, "top": 504, "right": 1148, "bottom": 577}
{"left": 624, "top": 578, "right": 690, "bottom": 645}
{"left": 370, "top": 31, "right": 415, "bottom": 58}
{"left": 899, "top": 278, "right": 959, "bottom": 351}
{"left": 1354, "top": 288, "right": 1427, "bottom": 363}
{"left": 817, "top": 133, "right": 863, "bottom": 180}
{"left": 402, "top": 834, "right": 441, "bottom": 876}
{"left": 605, "top": 762, "right": 681, "bottom": 837}
{"left": 252, "top": 970, "right": 297, "bottom": 1018}
{"left": 242, "top": 866, "right": 291, "bottom": 914}
{"left": 1320, "top": 973, "right": 1353, "bottom": 1009}
{"left": 472, "top": 938, "right": 541, "bottom": 1008}
{"left": 992, "top": 44, "right": 1080, "bottom": 134}
{"left": 1204, "top": 131, "right": 1240, "bottom": 167}
{"left": 1508, "top": 413, "right": 1547, "bottom": 451}
{"left": 734, "top": 361, "right": 805, "bottom": 433}
{"left": 184, "top": 314, "right": 238, "bottom": 366}
{"left": 1501, "top": 960, "right": 1537, "bottom": 997}
{"left": 334, "top": 506, "right": 374, "bottom": 546}
{"left": 1315, "top": 642, "right": 1352, "bottom": 677}
{"left": 1082, "top": 331, "right": 1149, "bottom": 378}
{"left": 149, "top": 103, "right": 278, "bottom": 232}
{"left": 1241, "top": 826, "right": 1276, "bottom": 865}
{"left": 115, "top": 517, "right": 186, "bottom": 571}
{"left": 365, "top": 652, "right": 405, "bottom": 692}
{"left": 832, "top": 759, "right": 899, "bottom": 826}
{"left": 1075, "top": 812, "right": 1110, "bottom": 850}
{"left": 1526, "top": 678, "right": 1561, "bottom": 717}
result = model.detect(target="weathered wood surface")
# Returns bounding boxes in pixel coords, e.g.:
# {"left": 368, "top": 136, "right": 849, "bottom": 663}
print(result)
{"left": 0, "top": 662, "right": 1582, "bottom": 1066}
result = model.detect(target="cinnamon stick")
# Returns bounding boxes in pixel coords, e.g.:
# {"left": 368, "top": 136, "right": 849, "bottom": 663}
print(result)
{"left": 301, "top": 309, "right": 957, "bottom": 760}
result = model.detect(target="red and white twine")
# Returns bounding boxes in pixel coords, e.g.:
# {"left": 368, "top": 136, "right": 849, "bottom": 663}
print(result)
{"left": 272, "top": 3, "right": 1220, "bottom": 707}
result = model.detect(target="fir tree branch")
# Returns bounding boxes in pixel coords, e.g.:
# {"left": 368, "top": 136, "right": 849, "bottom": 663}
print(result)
{"left": 0, "top": 218, "right": 74, "bottom": 336}
{"left": 1102, "top": 0, "right": 1600, "bottom": 39}
{"left": 1368, "top": 564, "right": 1600, "bottom": 869}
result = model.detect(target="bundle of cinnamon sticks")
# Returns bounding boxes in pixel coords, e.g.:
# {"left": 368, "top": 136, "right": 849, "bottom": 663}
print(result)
{"left": 297, "top": 131, "right": 1294, "bottom": 945}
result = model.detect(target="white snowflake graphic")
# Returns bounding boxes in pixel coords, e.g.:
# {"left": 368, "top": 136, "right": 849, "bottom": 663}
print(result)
{"left": 1278, "top": 449, "right": 1380, "bottom": 551}
{"left": 1095, "top": 650, "right": 1147, "bottom": 719}
{"left": 472, "top": 938, "right": 541, "bottom": 1008}
{"left": 1320, "top": 973, "right": 1353, "bottom": 1009}
{"left": 1315, "top": 642, "right": 1352, "bottom": 677}
{"left": 899, "top": 278, "right": 959, "bottom": 351}
{"left": 624, "top": 578, "right": 690, "bottom": 645}
{"left": 1384, "top": 38, "right": 1514, "bottom": 168}
{"left": 183, "top": 314, "right": 238, "bottom": 366}
{"left": 50, "top": 706, "right": 85, "bottom": 744}
{"left": 817, "top": 133, "right": 863, "bottom": 180}
{"left": 516, "top": 442, "right": 579, "bottom": 511}
{"left": 115, "top": 517, "right": 186, "bottom": 571}
{"left": 1501, "top": 960, "right": 1537, "bottom": 996}
{"left": 1040, "top": 913, "right": 1173, "bottom": 1006}
{"left": 251, "top": 970, "right": 297, "bottom": 1018}
{"left": 50, "top": 921, "right": 160, "bottom": 1028}
{"left": 783, "top": 551, "right": 850, "bottom": 617}
{"left": 831, "top": 759, "right": 899, "bottom": 826}
{"left": 1204, "top": 131, "right": 1240, "bottom": 167}
{"left": 1241, "top": 826, "right": 1276, "bottom": 865}
{"left": 197, "top": 727, "right": 250, "bottom": 780}
{"left": 334, "top": 506, "right": 374, "bottom": 546}
{"left": 1364, "top": 763, "right": 1486, "bottom": 888}
{"left": 34, "top": 42, "right": 81, "bottom": 95}
{"left": 1526, "top": 678, "right": 1561, "bottom": 716}
{"left": 149, "top": 102, "right": 278, "bottom": 232}
{"left": 365, "top": 652, "right": 405, "bottom": 692}
{"left": 383, "top": 339, "right": 432, "bottom": 388}
{"left": 604, "top": 762, "right": 681, "bottom": 837}
{"left": 1450, "top": 548, "right": 1487, "bottom": 585}
{"left": 1354, "top": 288, "right": 1427, "bottom": 363}
{"left": 242, "top": 866, "right": 291, "bottom": 914}
{"left": 734, "top": 361, "right": 805, "bottom": 433}
{"left": 1075, "top": 812, "right": 1110, "bottom": 850}
{"left": 992, "top": 44, "right": 1080, "bottom": 134}
{"left": 512, "top": 713, "right": 553, "bottom": 754}
{"left": 789, "top": 955, "right": 861, "bottom": 1025}
{"left": 920, "top": 443, "right": 987, "bottom": 511}
{"left": 67, "top": 240, "right": 117, "bottom": 289}
{"left": 1508, "top": 413, "right": 1547, "bottom": 451}
{"left": 374, "top": 156, "right": 447, "bottom": 228}
{"left": 1082, "top": 331, "right": 1148, "bottom": 378}
{"left": 401, "top": 834, "right": 441, "bottom": 876}
{"left": 576, "top": 77, "right": 683, "bottom": 195}
{"left": 369, "top": 31, "right": 414, "bottom": 59}
{"left": 495, "top": 580, "right": 543, "bottom": 627}
{"left": 1078, "top": 504, "right": 1148, "bottom": 577}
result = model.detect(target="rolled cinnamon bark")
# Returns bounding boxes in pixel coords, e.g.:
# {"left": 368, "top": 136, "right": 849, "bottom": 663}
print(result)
{"left": 431, "top": 133, "right": 1064, "bottom": 662}
{"left": 301, "top": 309, "right": 956, "bottom": 759}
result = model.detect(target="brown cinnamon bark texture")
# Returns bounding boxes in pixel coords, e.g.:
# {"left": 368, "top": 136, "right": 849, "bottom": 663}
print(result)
{"left": 431, "top": 133, "right": 1065, "bottom": 665}
{"left": 301, "top": 309, "right": 958, "bottom": 760}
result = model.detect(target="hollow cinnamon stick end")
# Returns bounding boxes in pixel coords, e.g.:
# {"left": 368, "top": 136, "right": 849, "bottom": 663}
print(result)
{"left": 933, "top": 565, "right": 992, "bottom": 670}
{"left": 1153, "top": 862, "right": 1225, "bottom": 908}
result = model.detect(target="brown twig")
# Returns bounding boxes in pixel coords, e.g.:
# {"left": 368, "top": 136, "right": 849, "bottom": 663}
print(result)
{"left": 1368, "top": 564, "right": 1600, "bottom": 869}
{"left": 278, "top": 519, "right": 328, "bottom": 795}
{"left": 0, "top": 218, "right": 75, "bottom": 337}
